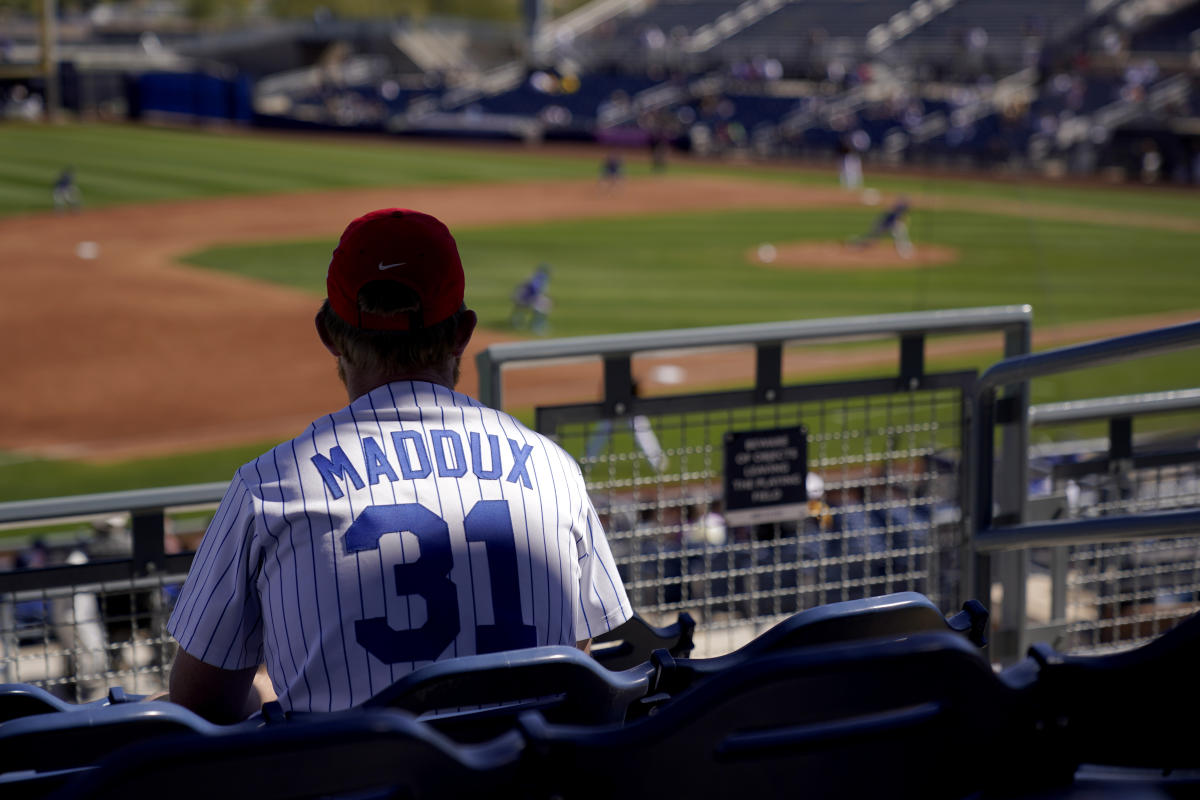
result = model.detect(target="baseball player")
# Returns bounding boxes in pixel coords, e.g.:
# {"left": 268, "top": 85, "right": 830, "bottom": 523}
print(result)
{"left": 837, "top": 131, "right": 867, "bottom": 192}
{"left": 599, "top": 152, "right": 624, "bottom": 189}
{"left": 849, "top": 196, "right": 914, "bottom": 259}
{"left": 164, "top": 209, "right": 631, "bottom": 721}
{"left": 52, "top": 167, "right": 81, "bottom": 212}
{"left": 510, "top": 262, "right": 552, "bottom": 335}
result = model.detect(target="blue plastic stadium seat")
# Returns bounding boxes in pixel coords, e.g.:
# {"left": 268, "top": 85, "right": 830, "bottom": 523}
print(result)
{"left": 1015, "top": 609, "right": 1200, "bottom": 773}
{"left": 648, "top": 591, "right": 988, "bottom": 700}
{"left": 591, "top": 611, "right": 696, "bottom": 670}
{"left": 0, "top": 683, "right": 140, "bottom": 724}
{"left": 518, "top": 631, "right": 1035, "bottom": 799}
{"left": 62, "top": 708, "right": 523, "bottom": 800}
{"left": 0, "top": 683, "right": 78, "bottom": 722}
{"left": 357, "top": 644, "right": 658, "bottom": 741}
{"left": 0, "top": 702, "right": 224, "bottom": 778}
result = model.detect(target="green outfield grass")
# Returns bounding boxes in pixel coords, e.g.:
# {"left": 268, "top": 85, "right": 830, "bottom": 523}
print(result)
{"left": 0, "top": 440, "right": 277, "bottom": 501}
{"left": 4, "top": 121, "right": 1200, "bottom": 218}
{"left": 0, "top": 122, "right": 604, "bottom": 215}
{"left": 701, "top": 162, "right": 1200, "bottom": 218}
{"left": 2, "top": 122, "right": 1198, "bottom": 502}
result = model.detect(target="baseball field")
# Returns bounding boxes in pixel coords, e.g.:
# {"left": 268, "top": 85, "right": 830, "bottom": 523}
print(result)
{"left": 2, "top": 121, "right": 1198, "bottom": 502}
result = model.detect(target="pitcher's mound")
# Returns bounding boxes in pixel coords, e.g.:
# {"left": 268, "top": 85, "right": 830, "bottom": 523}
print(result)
{"left": 749, "top": 241, "right": 959, "bottom": 270}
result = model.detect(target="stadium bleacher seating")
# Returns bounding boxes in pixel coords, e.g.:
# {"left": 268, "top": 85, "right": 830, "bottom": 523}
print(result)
{"left": 352, "top": 592, "right": 987, "bottom": 738}
{"left": 357, "top": 644, "right": 659, "bottom": 741}
{"left": 57, "top": 708, "right": 525, "bottom": 800}
{"left": 3, "top": 596, "right": 1198, "bottom": 797}
{"left": 649, "top": 591, "right": 989, "bottom": 696}
{"left": 0, "top": 683, "right": 93, "bottom": 723}
{"left": 898, "top": 0, "right": 1092, "bottom": 74}
{"left": 1020, "top": 608, "right": 1200, "bottom": 771}
{"left": 517, "top": 631, "right": 1037, "bottom": 799}
{"left": 0, "top": 683, "right": 139, "bottom": 724}
{"left": 607, "top": 0, "right": 746, "bottom": 46}
{"left": 590, "top": 610, "right": 697, "bottom": 670}
{"left": 722, "top": 0, "right": 913, "bottom": 60}
{"left": 0, "top": 702, "right": 224, "bottom": 776}
{"left": 462, "top": 72, "right": 661, "bottom": 129}
{"left": 0, "top": 702, "right": 230, "bottom": 798}
{"left": 1130, "top": 2, "right": 1200, "bottom": 53}
{"left": 345, "top": 612, "right": 691, "bottom": 740}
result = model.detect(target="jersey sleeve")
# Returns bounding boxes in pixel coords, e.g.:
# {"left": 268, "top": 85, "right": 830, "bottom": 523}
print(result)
{"left": 167, "top": 473, "right": 264, "bottom": 671}
{"left": 574, "top": 497, "right": 633, "bottom": 641}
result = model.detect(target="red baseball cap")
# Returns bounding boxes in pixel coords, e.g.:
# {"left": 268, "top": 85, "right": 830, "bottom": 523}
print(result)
{"left": 326, "top": 208, "right": 465, "bottom": 331}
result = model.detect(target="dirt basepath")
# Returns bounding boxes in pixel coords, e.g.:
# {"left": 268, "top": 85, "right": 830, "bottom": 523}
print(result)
{"left": 1, "top": 174, "right": 1195, "bottom": 462}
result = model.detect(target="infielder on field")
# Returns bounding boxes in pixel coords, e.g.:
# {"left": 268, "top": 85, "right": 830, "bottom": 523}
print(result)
{"left": 510, "top": 262, "right": 552, "bottom": 335}
{"left": 163, "top": 209, "right": 632, "bottom": 721}
{"left": 52, "top": 167, "right": 82, "bottom": 212}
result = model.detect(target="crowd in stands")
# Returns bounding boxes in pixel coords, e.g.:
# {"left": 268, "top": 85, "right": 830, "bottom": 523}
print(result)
{"left": 5, "top": 0, "right": 1195, "bottom": 181}
{"left": 234, "top": 0, "right": 1200, "bottom": 184}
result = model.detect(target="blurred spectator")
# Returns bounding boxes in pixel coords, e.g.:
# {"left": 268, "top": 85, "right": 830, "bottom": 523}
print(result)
{"left": 88, "top": 514, "right": 132, "bottom": 560}
{"left": 52, "top": 548, "right": 108, "bottom": 701}
{"left": 684, "top": 501, "right": 726, "bottom": 547}
{"left": 15, "top": 537, "right": 49, "bottom": 570}
{"left": 1140, "top": 139, "right": 1163, "bottom": 184}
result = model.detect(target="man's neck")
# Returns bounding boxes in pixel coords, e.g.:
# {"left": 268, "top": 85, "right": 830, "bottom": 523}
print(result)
{"left": 342, "top": 365, "right": 455, "bottom": 402}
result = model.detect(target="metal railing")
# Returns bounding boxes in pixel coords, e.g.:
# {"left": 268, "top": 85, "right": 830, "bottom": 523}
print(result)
{"left": 972, "top": 320, "right": 1200, "bottom": 662}
{"left": 3, "top": 306, "right": 1035, "bottom": 695}
{"left": 483, "top": 305, "right": 1034, "bottom": 656}
{"left": 12, "top": 308, "right": 1196, "bottom": 692}
{"left": 478, "top": 305, "right": 1034, "bottom": 409}
{"left": 0, "top": 484, "right": 223, "bottom": 698}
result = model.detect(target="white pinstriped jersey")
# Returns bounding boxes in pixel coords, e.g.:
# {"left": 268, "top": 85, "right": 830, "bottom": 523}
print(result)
{"left": 168, "top": 380, "right": 631, "bottom": 713}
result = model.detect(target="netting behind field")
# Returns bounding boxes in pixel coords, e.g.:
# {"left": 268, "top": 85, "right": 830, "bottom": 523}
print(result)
{"left": 541, "top": 374, "right": 974, "bottom": 657}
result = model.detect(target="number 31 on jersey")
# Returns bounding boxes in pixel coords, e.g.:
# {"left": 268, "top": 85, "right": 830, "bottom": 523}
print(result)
{"left": 344, "top": 499, "right": 537, "bottom": 663}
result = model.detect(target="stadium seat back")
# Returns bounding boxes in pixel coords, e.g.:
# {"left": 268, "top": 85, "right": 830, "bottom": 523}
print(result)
{"left": 62, "top": 708, "right": 524, "bottom": 800}
{"left": 1023, "top": 610, "right": 1200, "bottom": 771}
{"left": 521, "top": 631, "right": 1031, "bottom": 799}
{"left": 0, "top": 683, "right": 75, "bottom": 722}
{"left": 0, "top": 702, "right": 221, "bottom": 775}
{"left": 654, "top": 591, "right": 988, "bottom": 695}
{"left": 591, "top": 611, "right": 696, "bottom": 670}
{"left": 362, "top": 645, "right": 655, "bottom": 741}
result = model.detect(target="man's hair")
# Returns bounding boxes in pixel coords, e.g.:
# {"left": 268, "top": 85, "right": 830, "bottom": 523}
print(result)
{"left": 319, "top": 281, "right": 464, "bottom": 376}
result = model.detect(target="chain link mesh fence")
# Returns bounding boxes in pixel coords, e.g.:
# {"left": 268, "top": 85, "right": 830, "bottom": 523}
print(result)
{"left": 541, "top": 374, "right": 974, "bottom": 657}
{"left": 2, "top": 572, "right": 184, "bottom": 701}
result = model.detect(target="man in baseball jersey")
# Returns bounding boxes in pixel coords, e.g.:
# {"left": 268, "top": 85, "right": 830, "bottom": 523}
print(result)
{"left": 166, "top": 209, "right": 632, "bottom": 722}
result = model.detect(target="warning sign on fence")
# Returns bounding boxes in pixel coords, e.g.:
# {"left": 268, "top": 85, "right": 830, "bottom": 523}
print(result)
{"left": 723, "top": 426, "right": 808, "bottom": 527}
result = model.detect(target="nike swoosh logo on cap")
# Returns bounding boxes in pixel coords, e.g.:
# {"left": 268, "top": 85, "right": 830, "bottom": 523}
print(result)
{"left": 378, "top": 261, "right": 406, "bottom": 271}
